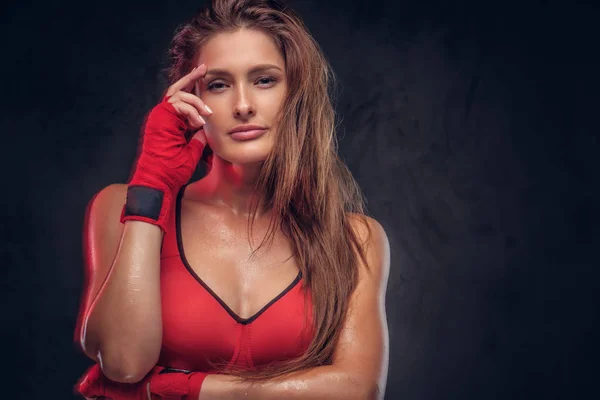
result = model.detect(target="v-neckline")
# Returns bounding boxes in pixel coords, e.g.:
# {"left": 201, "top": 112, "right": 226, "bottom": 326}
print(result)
{"left": 175, "top": 184, "right": 303, "bottom": 325}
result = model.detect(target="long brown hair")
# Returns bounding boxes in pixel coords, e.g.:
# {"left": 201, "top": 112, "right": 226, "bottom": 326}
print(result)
{"left": 165, "top": 0, "right": 372, "bottom": 381}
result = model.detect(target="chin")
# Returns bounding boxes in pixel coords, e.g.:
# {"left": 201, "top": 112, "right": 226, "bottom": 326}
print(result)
{"left": 208, "top": 132, "right": 275, "bottom": 165}
{"left": 214, "top": 146, "right": 272, "bottom": 165}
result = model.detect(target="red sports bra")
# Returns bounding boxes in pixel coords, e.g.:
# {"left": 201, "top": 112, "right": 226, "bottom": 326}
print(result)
{"left": 75, "top": 184, "right": 314, "bottom": 398}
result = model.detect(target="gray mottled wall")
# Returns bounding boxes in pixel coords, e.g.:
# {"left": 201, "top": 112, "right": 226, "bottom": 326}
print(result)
{"left": 1, "top": 0, "right": 598, "bottom": 399}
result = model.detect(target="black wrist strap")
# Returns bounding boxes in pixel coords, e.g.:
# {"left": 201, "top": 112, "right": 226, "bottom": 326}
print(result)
{"left": 123, "top": 185, "right": 164, "bottom": 221}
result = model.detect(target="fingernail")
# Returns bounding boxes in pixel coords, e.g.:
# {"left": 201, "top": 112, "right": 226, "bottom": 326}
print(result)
{"left": 204, "top": 104, "right": 213, "bottom": 114}
{"left": 198, "top": 115, "right": 206, "bottom": 125}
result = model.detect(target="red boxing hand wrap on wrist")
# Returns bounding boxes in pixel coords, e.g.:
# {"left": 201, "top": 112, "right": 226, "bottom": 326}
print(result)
{"left": 120, "top": 95, "right": 205, "bottom": 232}
{"left": 150, "top": 367, "right": 209, "bottom": 400}
{"left": 74, "top": 364, "right": 210, "bottom": 399}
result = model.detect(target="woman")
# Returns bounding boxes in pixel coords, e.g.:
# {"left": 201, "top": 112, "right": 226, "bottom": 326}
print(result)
{"left": 74, "top": 0, "right": 390, "bottom": 398}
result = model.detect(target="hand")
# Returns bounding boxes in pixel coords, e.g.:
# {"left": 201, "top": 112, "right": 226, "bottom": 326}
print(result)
{"left": 120, "top": 64, "right": 213, "bottom": 232}
{"left": 163, "top": 63, "right": 212, "bottom": 145}
{"left": 135, "top": 64, "right": 212, "bottom": 189}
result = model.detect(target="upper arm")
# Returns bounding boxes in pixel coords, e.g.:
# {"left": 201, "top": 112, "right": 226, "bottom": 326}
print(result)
{"left": 74, "top": 183, "right": 128, "bottom": 356}
{"left": 332, "top": 214, "right": 391, "bottom": 398}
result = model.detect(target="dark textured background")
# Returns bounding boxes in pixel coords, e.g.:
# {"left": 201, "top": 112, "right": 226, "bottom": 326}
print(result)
{"left": 1, "top": 0, "right": 598, "bottom": 398}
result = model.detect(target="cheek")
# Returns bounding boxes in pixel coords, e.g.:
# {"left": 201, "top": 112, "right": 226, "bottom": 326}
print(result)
{"left": 202, "top": 124, "right": 223, "bottom": 151}
{"left": 203, "top": 114, "right": 225, "bottom": 139}
{"left": 200, "top": 96, "right": 227, "bottom": 132}
{"left": 264, "top": 94, "right": 287, "bottom": 123}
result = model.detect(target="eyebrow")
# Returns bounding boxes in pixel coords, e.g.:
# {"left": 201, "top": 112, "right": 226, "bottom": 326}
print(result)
{"left": 205, "top": 64, "right": 283, "bottom": 78}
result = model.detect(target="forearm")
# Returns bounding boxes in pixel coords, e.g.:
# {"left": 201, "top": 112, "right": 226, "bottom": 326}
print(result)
{"left": 83, "top": 221, "right": 164, "bottom": 381}
{"left": 200, "top": 365, "right": 380, "bottom": 400}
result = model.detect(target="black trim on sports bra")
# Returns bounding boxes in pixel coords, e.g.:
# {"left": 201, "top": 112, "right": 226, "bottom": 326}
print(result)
{"left": 159, "top": 367, "right": 192, "bottom": 374}
{"left": 175, "top": 184, "right": 303, "bottom": 325}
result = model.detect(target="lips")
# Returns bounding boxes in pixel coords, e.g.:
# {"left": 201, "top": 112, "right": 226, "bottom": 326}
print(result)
{"left": 228, "top": 124, "right": 267, "bottom": 134}
{"left": 228, "top": 124, "right": 268, "bottom": 141}
{"left": 230, "top": 128, "right": 267, "bottom": 141}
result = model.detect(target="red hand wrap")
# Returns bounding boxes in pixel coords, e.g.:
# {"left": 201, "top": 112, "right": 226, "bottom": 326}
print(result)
{"left": 150, "top": 367, "right": 209, "bottom": 400}
{"left": 74, "top": 363, "right": 150, "bottom": 399}
{"left": 74, "top": 364, "right": 210, "bottom": 399}
{"left": 120, "top": 95, "right": 205, "bottom": 232}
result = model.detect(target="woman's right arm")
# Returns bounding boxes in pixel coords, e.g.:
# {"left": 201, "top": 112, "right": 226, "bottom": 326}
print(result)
{"left": 76, "top": 183, "right": 164, "bottom": 383}
{"left": 75, "top": 64, "right": 211, "bottom": 385}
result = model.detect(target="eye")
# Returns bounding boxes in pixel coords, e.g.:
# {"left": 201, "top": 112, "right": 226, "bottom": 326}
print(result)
{"left": 256, "top": 76, "right": 277, "bottom": 86}
{"left": 207, "top": 80, "right": 228, "bottom": 91}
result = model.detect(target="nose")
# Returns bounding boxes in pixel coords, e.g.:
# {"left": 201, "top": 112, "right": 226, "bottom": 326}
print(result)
{"left": 233, "top": 85, "right": 255, "bottom": 119}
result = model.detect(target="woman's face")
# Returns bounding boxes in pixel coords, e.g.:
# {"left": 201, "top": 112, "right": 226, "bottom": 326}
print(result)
{"left": 195, "top": 28, "right": 287, "bottom": 165}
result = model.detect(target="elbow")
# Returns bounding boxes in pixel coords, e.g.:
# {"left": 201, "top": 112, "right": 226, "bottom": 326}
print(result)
{"left": 351, "top": 383, "right": 382, "bottom": 400}
{"left": 80, "top": 328, "right": 162, "bottom": 383}
{"left": 362, "top": 382, "right": 383, "bottom": 400}
{"left": 347, "top": 374, "right": 383, "bottom": 400}
{"left": 101, "top": 363, "right": 151, "bottom": 384}
{"left": 97, "top": 345, "right": 160, "bottom": 383}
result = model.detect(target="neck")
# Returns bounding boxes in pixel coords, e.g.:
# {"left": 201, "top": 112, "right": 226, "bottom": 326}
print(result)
{"left": 190, "top": 155, "right": 270, "bottom": 219}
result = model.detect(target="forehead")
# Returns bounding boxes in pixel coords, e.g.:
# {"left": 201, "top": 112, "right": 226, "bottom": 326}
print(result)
{"left": 197, "top": 28, "right": 284, "bottom": 70}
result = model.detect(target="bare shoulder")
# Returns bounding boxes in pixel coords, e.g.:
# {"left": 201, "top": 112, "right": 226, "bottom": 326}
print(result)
{"left": 346, "top": 213, "right": 391, "bottom": 285}
{"left": 89, "top": 183, "right": 128, "bottom": 215}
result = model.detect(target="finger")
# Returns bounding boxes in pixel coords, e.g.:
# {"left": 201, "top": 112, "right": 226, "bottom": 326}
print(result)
{"left": 176, "top": 91, "right": 213, "bottom": 117}
{"left": 173, "top": 101, "right": 205, "bottom": 129}
{"left": 169, "top": 97, "right": 205, "bottom": 128}
{"left": 166, "top": 63, "right": 207, "bottom": 96}
{"left": 194, "top": 80, "right": 200, "bottom": 97}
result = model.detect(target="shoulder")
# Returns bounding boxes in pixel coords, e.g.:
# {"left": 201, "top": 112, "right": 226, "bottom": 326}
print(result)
{"left": 346, "top": 213, "right": 391, "bottom": 287}
{"left": 346, "top": 213, "right": 390, "bottom": 259}
{"left": 90, "top": 183, "right": 128, "bottom": 205}
{"left": 346, "top": 213, "right": 386, "bottom": 245}
{"left": 87, "top": 184, "right": 128, "bottom": 217}
{"left": 84, "top": 183, "right": 128, "bottom": 246}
